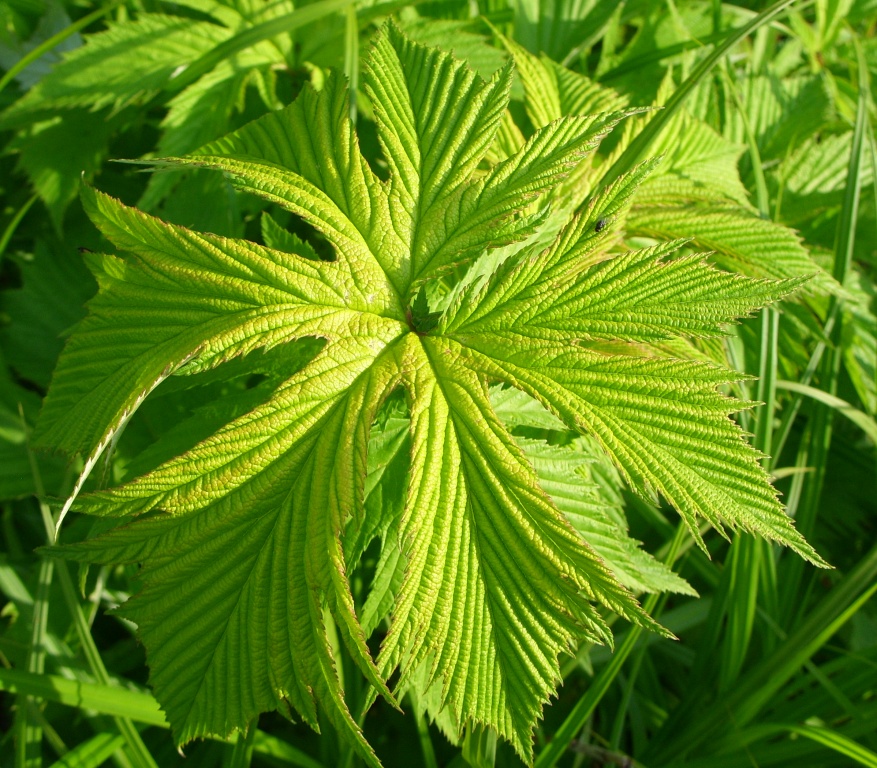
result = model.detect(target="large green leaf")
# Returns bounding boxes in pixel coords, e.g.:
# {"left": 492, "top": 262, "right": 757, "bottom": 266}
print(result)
{"left": 37, "top": 23, "right": 823, "bottom": 765}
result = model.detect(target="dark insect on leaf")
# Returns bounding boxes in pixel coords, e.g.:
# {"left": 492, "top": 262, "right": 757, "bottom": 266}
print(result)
{"left": 595, "top": 218, "right": 608, "bottom": 232}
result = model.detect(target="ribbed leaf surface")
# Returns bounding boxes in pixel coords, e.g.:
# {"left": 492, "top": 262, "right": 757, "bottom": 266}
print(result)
{"left": 628, "top": 205, "right": 835, "bottom": 287}
{"left": 512, "top": 433, "right": 695, "bottom": 596}
{"left": 502, "top": 43, "right": 834, "bottom": 290}
{"left": 38, "top": 23, "right": 824, "bottom": 765}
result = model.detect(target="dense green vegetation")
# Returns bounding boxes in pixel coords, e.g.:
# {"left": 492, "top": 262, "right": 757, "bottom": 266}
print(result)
{"left": 0, "top": 1, "right": 875, "bottom": 767}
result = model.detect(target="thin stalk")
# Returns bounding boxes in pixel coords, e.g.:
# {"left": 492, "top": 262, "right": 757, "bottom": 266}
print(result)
{"left": 15, "top": 407, "right": 57, "bottom": 768}
{"left": 601, "top": 30, "right": 725, "bottom": 81}
{"left": 21, "top": 415, "right": 157, "bottom": 768}
{"left": 54, "top": 563, "right": 158, "bottom": 768}
{"left": 561, "top": 1, "right": 625, "bottom": 69}
{"left": 463, "top": 724, "right": 496, "bottom": 768}
{"left": 224, "top": 719, "right": 258, "bottom": 768}
{"left": 770, "top": 312, "right": 834, "bottom": 466}
{"left": 722, "top": 68, "right": 771, "bottom": 217}
{"left": 717, "top": 537, "right": 763, "bottom": 692}
{"left": 0, "top": 194, "right": 38, "bottom": 265}
{"left": 44, "top": 733, "right": 123, "bottom": 768}
{"left": 86, "top": 566, "right": 109, "bottom": 630}
{"left": 594, "top": 4, "right": 625, "bottom": 78}
{"left": 413, "top": 712, "right": 438, "bottom": 768}
{"left": 252, "top": 732, "right": 328, "bottom": 768}
{"left": 774, "top": 381, "right": 877, "bottom": 443}
{"left": 15, "top": 556, "right": 53, "bottom": 768}
{"left": 25, "top": 698, "right": 67, "bottom": 757}
{"left": 829, "top": 35, "right": 869, "bottom": 285}
{"left": 756, "top": 609, "right": 864, "bottom": 722}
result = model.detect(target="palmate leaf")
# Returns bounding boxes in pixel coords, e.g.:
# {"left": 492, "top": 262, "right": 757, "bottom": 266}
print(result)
{"left": 36, "top": 23, "right": 824, "bottom": 765}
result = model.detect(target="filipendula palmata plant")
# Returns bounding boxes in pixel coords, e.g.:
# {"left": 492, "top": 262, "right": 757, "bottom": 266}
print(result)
{"left": 35, "top": 23, "right": 826, "bottom": 765}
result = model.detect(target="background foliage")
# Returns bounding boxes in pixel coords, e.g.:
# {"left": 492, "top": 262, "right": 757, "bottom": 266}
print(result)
{"left": 0, "top": 0, "right": 875, "bottom": 767}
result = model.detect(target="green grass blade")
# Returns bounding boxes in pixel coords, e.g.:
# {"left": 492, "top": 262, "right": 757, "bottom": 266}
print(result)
{"left": 718, "top": 309, "right": 781, "bottom": 689}
{"left": 21, "top": 422, "right": 158, "bottom": 768}
{"left": 646, "top": 542, "right": 877, "bottom": 764}
{"left": 560, "top": 4, "right": 624, "bottom": 68}
{"left": 224, "top": 719, "right": 257, "bottom": 768}
{"left": 415, "top": 711, "right": 439, "bottom": 768}
{"left": 600, "top": 31, "right": 728, "bottom": 81}
{"left": 777, "top": 34, "right": 870, "bottom": 629}
{"left": 163, "top": 0, "right": 355, "bottom": 96}
{"left": 534, "top": 524, "right": 687, "bottom": 768}
{"left": 16, "top": 410, "right": 60, "bottom": 768}
{"left": 602, "top": 0, "right": 802, "bottom": 185}
{"left": 0, "top": 1, "right": 124, "bottom": 96}
{"left": 48, "top": 733, "right": 125, "bottom": 768}
{"left": 1, "top": 669, "right": 329, "bottom": 768}
{"left": 768, "top": 725, "right": 877, "bottom": 767}
{"left": 251, "top": 733, "right": 327, "bottom": 768}
{"left": 833, "top": 38, "right": 869, "bottom": 289}
{"left": 679, "top": 711, "right": 877, "bottom": 767}
{"left": 463, "top": 725, "right": 496, "bottom": 768}
{"left": 607, "top": 589, "right": 671, "bottom": 752}
{"left": 0, "top": 669, "right": 168, "bottom": 726}
{"left": 0, "top": 193, "right": 38, "bottom": 266}
{"left": 721, "top": 66, "right": 771, "bottom": 217}
{"left": 53, "top": 561, "right": 158, "bottom": 768}
{"left": 775, "top": 381, "right": 877, "bottom": 443}
{"left": 770, "top": 328, "right": 830, "bottom": 469}
{"left": 717, "top": 536, "right": 763, "bottom": 691}
{"left": 705, "top": 722, "right": 877, "bottom": 768}
{"left": 756, "top": 310, "right": 780, "bottom": 466}
{"left": 15, "top": 555, "right": 54, "bottom": 768}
